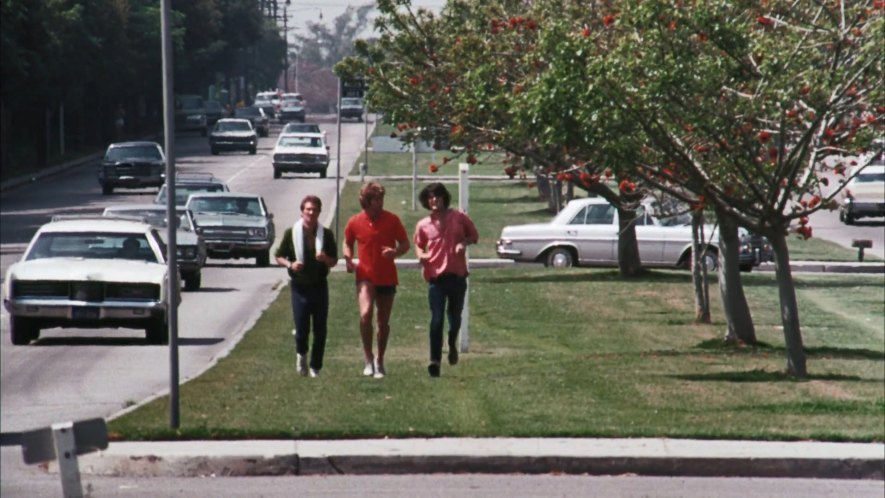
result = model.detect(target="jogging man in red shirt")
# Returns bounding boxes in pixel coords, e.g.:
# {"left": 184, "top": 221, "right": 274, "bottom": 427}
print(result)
{"left": 343, "top": 182, "right": 410, "bottom": 378}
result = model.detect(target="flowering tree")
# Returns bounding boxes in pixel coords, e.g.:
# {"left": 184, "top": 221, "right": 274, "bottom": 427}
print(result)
{"left": 535, "top": 0, "right": 883, "bottom": 376}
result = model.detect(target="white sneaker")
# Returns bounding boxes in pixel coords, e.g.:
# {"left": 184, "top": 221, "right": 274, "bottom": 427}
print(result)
{"left": 362, "top": 361, "right": 375, "bottom": 377}
{"left": 309, "top": 368, "right": 319, "bottom": 378}
{"left": 373, "top": 360, "right": 386, "bottom": 379}
{"left": 296, "top": 354, "right": 308, "bottom": 376}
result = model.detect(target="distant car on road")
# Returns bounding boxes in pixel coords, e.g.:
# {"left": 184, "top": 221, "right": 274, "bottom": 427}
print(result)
{"left": 497, "top": 197, "right": 739, "bottom": 271}
{"left": 98, "top": 141, "right": 166, "bottom": 195}
{"left": 277, "top": 98, "right": 306, "bottom": 123}
{"left": 186, "top": 193, "right": 275, "bottom": 267}
{"left": 338, "top": 97, "right": 364, "bottom": 122}
{"left": 102, "top": 204, "right": 207, "bottom": 291}
{"left": 233, "top": 106, "right": 269, "bottom": 137}
{"left": 840, "top": 163, "right": 885, "bottom": 224}
{"left": 154, "top": 173, "right": 230, "bottom": 207}
{"left": 272, "top": 132, "right": 330, "bottom": 179}
{"left": 174, "top": 94, "right": 208, "bottom": 136}
{"left": 204, "top": 99, "right": 226, "bottom": 125}
{"left": 3, "top": 217, "right": 173, "bottom": 345}
{"left": 209, "top": 118, "right": 258, "bottom": 155}
{"left": 281, "top": 122, "right": 322, "bottom": 135}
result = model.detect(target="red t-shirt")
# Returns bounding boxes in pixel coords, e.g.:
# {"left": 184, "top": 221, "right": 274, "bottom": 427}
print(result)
{"left": 344, "top": 210, "right": 408, "bottom": 286}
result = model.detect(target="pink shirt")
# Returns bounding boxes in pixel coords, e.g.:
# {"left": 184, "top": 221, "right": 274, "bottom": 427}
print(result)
{"left": 414, "top": 209, "right": 479, "bottom": 282}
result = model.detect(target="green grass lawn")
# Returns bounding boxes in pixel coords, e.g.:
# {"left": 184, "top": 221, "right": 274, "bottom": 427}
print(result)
{"left": 108, "top": 178, "right": 885, "bottom": 442}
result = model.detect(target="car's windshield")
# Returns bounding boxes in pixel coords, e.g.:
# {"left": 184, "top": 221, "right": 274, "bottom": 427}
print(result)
{"left": 215, "top": 121, "right": 252, "bottom": 132}
{"left": 278, "top": 136, "right": 322, "bottom": 148}
{"left": 177, "top": 96, "right": 203, "bottom": 110}
{"left": 157, "top": 184, "right": 227, "bottom": 205}
{"left": 106, "top": 145, "right": 162, "bottom": 161}
{"left": 342, "top": 98, "right": 362, "bottom": 106}
{"left": 235, "top": 108, "right": 259, "bottom": 117}
{"left": 26, "top": 232, "right": 158, "bottom": 263}
{"left": 189, "top": 197, "right": 262, "bottom": 216}
{"left": 282, "top": 124, "right": 320, "bottom": 134}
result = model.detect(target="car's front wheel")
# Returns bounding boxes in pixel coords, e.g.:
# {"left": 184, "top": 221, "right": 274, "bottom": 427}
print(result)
{"left": 249, "top": 146, "right": 256, "bottom": 155}
{"left": 145, "top": 317, "right": 169, "bottom": 345}
{"left": 10, "top": 316, "right": 39, "bottom": 345}
{"left": 101, "top": 184, "right": 113, "bottom": 195}
{"left": 273, "top": 168, "right": 281, "bottom": 179}
{"left": 256, "top": 250, "right": 270, "bottom": 267}
{"left": 545, "top": 247, "right": 575, "bottom": 268}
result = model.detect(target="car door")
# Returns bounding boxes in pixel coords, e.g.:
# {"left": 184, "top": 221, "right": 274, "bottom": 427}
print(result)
{"left": 631, "top": 205, "right": 666, "bottom": 265}
{"left": 569, "top": 203, "right": 616, "bottom": 263}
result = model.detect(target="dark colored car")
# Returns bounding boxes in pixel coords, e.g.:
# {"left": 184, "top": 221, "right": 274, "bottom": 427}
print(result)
{"left": 209, "top": 118, "right": 258, "bottom": 155}
{"left": 738, "top": 232, "right": 774, "bottom": 272}
{"left": 205, "top": 100, "right": 226, "bottom": 125}
{"left": 98, "top": 141, "right": 166, "bottom": 195}
{"left": 233, "top": 106, "right": 269, "bottom": 137}
{"left": 339, "top": 97, "right": 364, "bottom": 122}
{"left": 277, "top": 99, "right": 306, "bottom": 123}
{"left": 174, "top": 94, "right": 208, "bottom": 136}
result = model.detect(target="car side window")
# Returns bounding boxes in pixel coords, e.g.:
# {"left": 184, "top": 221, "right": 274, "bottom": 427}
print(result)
{"left": 584, "top": 204, "right": 615, "bottom": 225}
{"left": 633, "top": 206, "right": 650, "bottom": 226}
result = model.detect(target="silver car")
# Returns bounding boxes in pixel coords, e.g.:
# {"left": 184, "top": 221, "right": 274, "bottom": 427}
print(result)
{"left": 102, "top": 204, "right": 208, "bottom": 291}
{"left": 186, "top": 193, "right": 275, "bottom": 266}
{"left": 497, "top": 197, "right": 721, "bottom": 270}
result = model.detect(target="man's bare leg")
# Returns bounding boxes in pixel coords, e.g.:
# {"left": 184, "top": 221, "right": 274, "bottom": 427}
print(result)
{"left": 357, "top": 282, "right": 376, "bottom": 371}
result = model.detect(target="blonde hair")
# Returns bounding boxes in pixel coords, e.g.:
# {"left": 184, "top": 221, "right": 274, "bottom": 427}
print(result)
{"left": 359, "top": 181, "right": 385, "bottom": 209}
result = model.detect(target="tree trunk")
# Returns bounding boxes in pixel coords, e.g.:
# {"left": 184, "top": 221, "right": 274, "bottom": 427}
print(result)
{"left": 616, "top": 205, "right": 643, "bottom": 277}
{"left": 690, "top": 212, "right": 711, "bottom": 323}
{"left": 767, "top": 229, "right": 808, "bottom": 378}
{"left": 716, "top": 209, "right": 757, "bottom": 344}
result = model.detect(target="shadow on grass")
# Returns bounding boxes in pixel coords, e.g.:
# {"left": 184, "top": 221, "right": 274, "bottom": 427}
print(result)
{"left": 670, "top": 368, "right": 867, "bottom": 383}
{"left": 695, "top": 339, "right": 884, "bottom": 361}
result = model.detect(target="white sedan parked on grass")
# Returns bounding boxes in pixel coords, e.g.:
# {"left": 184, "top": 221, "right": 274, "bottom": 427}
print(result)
{"left": 496, "top": 197, "right": 761, "bottom": 271}
{"left": 3, "top": 217, "right": 173, "bottom": 345}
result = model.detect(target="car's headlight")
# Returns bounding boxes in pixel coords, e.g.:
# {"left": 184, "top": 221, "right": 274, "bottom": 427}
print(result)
{"left": 178, "top": 246, "right": 196, "bottom": 259}
{"left": 248, "top": 228, "right": 267, "bottom": 238}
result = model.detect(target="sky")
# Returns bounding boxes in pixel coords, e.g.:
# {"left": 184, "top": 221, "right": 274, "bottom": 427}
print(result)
{"left": 283, "top": 0, "right": 447, "bottom": 40}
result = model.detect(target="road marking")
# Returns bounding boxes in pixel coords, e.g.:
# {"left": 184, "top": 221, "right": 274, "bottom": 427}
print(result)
{"left": 226, "top": 155, "right": 268, "bottom": 184}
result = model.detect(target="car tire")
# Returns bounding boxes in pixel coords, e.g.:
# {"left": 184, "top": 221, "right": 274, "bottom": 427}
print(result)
{"left": 101, "top": 184, "right": 113, "bottom": 195}
{"left": 739, "top": 263, "right": 754, "bottom": 273}
{"left": 250, "top": 147, "right": 257, "bottom": 155}
{"left": 844, "top": 212, "right": 856, "bottom": 225}
{"left": 145, "top": 317, "right": 169, "bottom": 345}
{"left": 256, "top": 251, "right": 270, "bottom": 267}
{"left": 210, "top": 147, "right": 218, "bottom": 155}
{"left": 320, "top": 169, "right": 327, "bottom": 179}
{"left": 273, "top": 168, "right": 281, "bottom": 179}
{"left": 183, "top": 271, "right": 201, "bottom": 291}
{"left": 10, "top": 316, "right": 38, "bottom": 345}
{"left": 545, "top": 247, "right": 575, "bottom": 268}
{"left": 201, "top": 127, "right": 208, "bottom": 137}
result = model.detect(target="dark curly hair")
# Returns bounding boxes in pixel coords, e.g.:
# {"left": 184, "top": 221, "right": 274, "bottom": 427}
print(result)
{"left": 418, "top": 182, "right": 450, "bottom": 210}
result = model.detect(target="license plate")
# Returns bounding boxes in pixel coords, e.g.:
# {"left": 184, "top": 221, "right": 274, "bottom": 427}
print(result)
{"left": 72, "top": 307, "right": 100, "bottom": 320}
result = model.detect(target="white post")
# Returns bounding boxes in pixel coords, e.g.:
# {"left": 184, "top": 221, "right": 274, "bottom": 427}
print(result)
{"left": 459, "top": 162, "right": 470, "bottom": 353}
{"left": 411, "top": 141, "right": 418, "bottom": 210}
{"left": 52, "top": 422, "right": 83, "bottom": 498}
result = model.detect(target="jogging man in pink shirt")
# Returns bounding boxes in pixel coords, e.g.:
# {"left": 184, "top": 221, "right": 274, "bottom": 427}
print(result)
{"left": 413, "top": 183, "right": 479, "bottom": 377}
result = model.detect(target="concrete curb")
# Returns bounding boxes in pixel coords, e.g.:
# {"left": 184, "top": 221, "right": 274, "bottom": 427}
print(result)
{"left": 67, "top": 438, "right": 885, "bottom": 479}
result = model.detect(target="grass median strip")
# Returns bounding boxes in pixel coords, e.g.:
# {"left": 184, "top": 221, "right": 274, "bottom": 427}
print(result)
{"left": 109, "top": 267, "right": 884, "bottom": 442}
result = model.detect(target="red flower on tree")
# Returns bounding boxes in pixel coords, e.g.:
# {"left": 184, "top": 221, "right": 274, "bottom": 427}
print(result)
{"left": 429, "top": 163, "right": 439, "bottom": 173}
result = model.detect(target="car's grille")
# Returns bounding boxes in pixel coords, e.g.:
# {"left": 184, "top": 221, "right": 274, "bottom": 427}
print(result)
{"left": 12, "top": 280, "right": 69, "bottom": 298}
{"left": 12, "top": 280, "right": 160, "bottom": 301}
{"left": 274, "top": 153, "right": 325, "bottom": 162}
{"left": 109, "top": 162, "right": 159, "bottom": 175}
{"left": 201, "top": 227, "right": 252, "bottom": 240}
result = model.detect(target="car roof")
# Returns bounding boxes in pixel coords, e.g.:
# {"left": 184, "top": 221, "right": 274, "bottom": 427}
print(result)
{"left": 41, "top": 217, "right": 153, "bottom": 234}
{"left": 215, "top": 118, "right": 252, "bottom": 125}
{"left": 104, "top": 203, "right": 189, "bottom": 213}
{"left": 108, "top": 141, "right": 162, "bottom": 148}
{"left": 187, "top": 192, "right": 261, "bottom": 200}
{"left": 279, "top": 132, "right": 324, "bottom": 139}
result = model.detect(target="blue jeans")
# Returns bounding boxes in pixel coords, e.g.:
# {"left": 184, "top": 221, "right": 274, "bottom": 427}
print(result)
{"left": 290, "top": 281, "right": 329, "bottom": 371}
{"left": 427, "top": 274, "right": 467, "bottom": 364}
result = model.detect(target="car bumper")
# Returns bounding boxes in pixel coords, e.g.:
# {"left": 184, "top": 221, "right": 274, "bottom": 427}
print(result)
{"left": 99, "top": 174, "right": 165, "bottom": 188}
{"left": 204, "top": 239, "right": 271, "bottom": 258}
{"left": 211, "top": 139, "right": 256, "bottom": 150}
{"left": 340, "top": 110, "right": 363, "bottom": 119}
{"left": 273, "top": 161, "right": 328, "bottom": 174}
{"left": 4, "top": 298, "right": 166, "bottom": 328}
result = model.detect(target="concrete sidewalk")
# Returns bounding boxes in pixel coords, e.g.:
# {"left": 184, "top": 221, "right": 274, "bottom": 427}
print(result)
{"left": 66, "top": 437, "right": 884, "bottom": 479}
